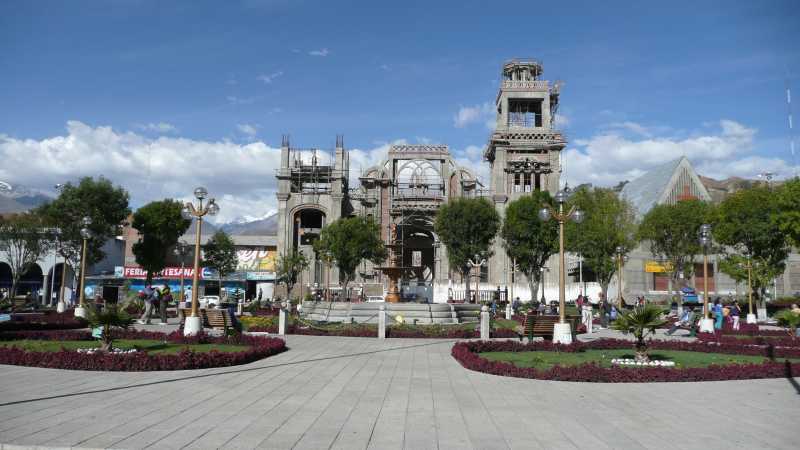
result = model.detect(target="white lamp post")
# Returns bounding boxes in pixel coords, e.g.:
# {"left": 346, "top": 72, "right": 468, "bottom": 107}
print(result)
{"left": 539, "top": 188, "right": 584, "bottom": 344}
{"left": 698, "top": 224, "right": 715, "bottom": 333}
{"left": 183, "top": 187, "right": 219, "bottom": 336}
{"left": 74, "top": 216, "right": 92, "bottom": 318}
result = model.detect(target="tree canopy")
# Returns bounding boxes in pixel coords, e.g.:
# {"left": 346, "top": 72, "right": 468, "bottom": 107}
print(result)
{"left": 0, "top": 212, "right": 53, "bottom": 296}
{"left": 131, "top": 199, "right": 191, "bottom": 284}
{"left": 275, "top": 251, "right": 309, "bottom": 300}
{"left": 565, "top": 186, "right": 637, "bottom": 300}
{"left": 713, "top": 185, "right": 789, "bottom": 297}
{"left": 434, "top": 197, "right": 500, "bottom": 300}
{"left": 774, "top": 177, "right": 800, "bottom": 248}
{"left": 315, "top": 216, "right": 387, "bottom": 294}
{"left": 637, "top": 199, "right": 713, "bottom": 295}
{"left": 37, "top": 177, "right": 130, "bottom": 267}
{"left": 501, "top": 191, "right": 558, "bottom": 301}
{"left": 202, "top": 230, "right": 238, "bottom": 281}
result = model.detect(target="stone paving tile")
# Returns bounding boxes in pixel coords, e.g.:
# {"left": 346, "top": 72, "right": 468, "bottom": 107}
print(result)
{"left": 1, "top": 335, "right": 799, "bottom": 449}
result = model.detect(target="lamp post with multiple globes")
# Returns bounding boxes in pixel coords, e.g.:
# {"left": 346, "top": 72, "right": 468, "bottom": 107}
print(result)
{"left": 182, "top": 187, "right": 219, "bottom": 336}
{"left": 738, "top": 256, "right": 758, "bottom": 324}
{"left": 538, "top": 188, "right": 584, "bottom": 344}
{"left": 698, "top": 224, "right": 715, "bottom": 333}
{"left": 74, "top": 216, "right": 92, "bottom": 318}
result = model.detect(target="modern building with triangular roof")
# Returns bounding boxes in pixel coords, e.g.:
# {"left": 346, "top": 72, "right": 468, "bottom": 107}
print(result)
{"left": 620, "top": 156, "right": 712, "bottom": 219}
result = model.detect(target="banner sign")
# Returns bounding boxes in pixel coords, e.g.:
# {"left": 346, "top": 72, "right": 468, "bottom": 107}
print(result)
{"left": 237, "top": 249, "right": 276, "bottom": 272}
{"left": 246, "top": 271, "right": 276, "bottom": 281}
{"left": 118, "top": 266, "right": 208, "bottom": 280}
{"left": 645, "top": 261, "right": 673, "bottom": 273}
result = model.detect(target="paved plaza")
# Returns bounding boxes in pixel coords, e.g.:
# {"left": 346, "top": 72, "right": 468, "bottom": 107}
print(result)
{"left": 0, "top": 333, "right": 798, "bottom": 450}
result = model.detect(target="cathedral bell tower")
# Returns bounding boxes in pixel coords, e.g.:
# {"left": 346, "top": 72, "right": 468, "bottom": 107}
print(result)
{"left": 485, "top": 59, "right": 567, "bottom": 287}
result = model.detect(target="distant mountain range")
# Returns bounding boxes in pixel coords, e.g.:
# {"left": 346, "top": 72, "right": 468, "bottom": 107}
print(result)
{"left": 0, "top": 184, "right": 52, "bottom": 214}
{"left": 219, "top": 213, "right": 278, "bottom": 236}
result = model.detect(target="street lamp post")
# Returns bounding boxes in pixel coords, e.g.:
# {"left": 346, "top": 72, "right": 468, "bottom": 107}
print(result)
{"left": 182, "top": 187, "right": 219, "bottom": 336}
{"left": 173, "top": 244, "right": 189, "bottom": 304}
{"left": 538, "top": 189, "right": 585, "bottom": 344}
{"left": 74, "top": 217, "right": 92, "bottom": 318}
{"left": 615, "top": 246, "right": 627, "bottom": 310}
{"left": 539, "top": 266, "right": 549, "bottom": 304}
{"left": 698, "top": 224, "right": 715, "bottom": 333}
{"left": 467, "top": 254, "right": 486, "bottom": 303}
{"left": 739, "top": 257, "right": 757, "bottom": 324}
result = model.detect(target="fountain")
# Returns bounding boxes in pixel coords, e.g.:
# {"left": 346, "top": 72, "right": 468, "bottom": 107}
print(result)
{"left": 376, "top": 224, "right": 410, "bottom": 303}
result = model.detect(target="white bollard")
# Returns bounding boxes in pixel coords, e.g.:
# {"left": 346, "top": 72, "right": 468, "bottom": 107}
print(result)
{"left": 480, "top": 305, "right": 490, "bottom": 340}
{"left": 757, "top": 307, "right": 768, "bottom": 323}
{"left": 278, "top": 304, "right": 287, "bottom": 336}
{"left": 505, "top": 304, "right": 512, "bottom": 320}
{"left": 746, "top": 313, "right": 757, "bottom": 324}
{"left": 699, "top": 317, "right": 715, "bottom": 333}
{"left": 583, "top": 306, "right": 593, "bottom": 334}
{"left": 378, "top": 304, "right": 386, "bottom": 339}
{"left": 552, "top": 322, "right": 573, "bottom": 345}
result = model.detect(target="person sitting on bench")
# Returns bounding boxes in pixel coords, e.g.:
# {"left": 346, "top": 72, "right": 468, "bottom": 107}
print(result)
{"left": 666, "top": 307, "right": 695, "bottom": 335}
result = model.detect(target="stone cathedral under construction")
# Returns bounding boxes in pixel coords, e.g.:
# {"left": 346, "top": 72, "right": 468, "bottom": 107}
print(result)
{"left": 275, "top": 59, "right": 566, "bottom": 302}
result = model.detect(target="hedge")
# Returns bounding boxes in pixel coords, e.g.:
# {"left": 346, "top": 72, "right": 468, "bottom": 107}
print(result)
{"left": 451, "top": 339, "right": 800, "bottom": 382}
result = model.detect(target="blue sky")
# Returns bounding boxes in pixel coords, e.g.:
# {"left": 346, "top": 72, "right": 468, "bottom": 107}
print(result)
{"left": 1, "top": 0, "right": 798, "bottom": 222}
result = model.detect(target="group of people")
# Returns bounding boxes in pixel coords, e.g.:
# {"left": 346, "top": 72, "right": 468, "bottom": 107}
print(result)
{"left": 666, "top": 299, "right": 744, "bottom": 335}
{"left": 137, "top": 284, "right": 173, "bottom": 325}
{"left": 576, "top": 294, "right": 619, "bottom": 329}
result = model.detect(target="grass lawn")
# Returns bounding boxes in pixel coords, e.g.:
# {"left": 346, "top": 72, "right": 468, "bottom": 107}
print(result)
{"left": 0, "top": 339, "right": 251, "bottom": 355}
{"left": 479, "top": 349, "right": 795, "bottom": 370}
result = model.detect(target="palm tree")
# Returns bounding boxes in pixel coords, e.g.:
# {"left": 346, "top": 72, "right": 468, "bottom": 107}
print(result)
{"left": 775, "top": 309, "right": 800, "bottom": 340}
{"left": 86, "top": 305, "right": 135, "bottom": 352}
{"left": 611, "top": 304, "right": 667, "bottom": 362}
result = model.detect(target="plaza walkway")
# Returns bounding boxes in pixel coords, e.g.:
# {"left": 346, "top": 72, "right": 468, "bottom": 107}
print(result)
{"left": 0, "top": 334, "right": 798, "bottom": 449}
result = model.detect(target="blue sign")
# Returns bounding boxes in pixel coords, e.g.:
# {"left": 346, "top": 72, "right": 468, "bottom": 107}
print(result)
{"left": 0, "top": 314, "right": 10, "bottom": 323}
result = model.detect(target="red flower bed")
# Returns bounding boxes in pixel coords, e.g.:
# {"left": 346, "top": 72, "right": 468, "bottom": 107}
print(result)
{"left": 0, "top": 331, "right": 287, "bottom": 371}
{"left": 696, "top": 332, "right": 799, "bottom": 348}
{"left": 245, "top": 324, "right": 518, "bottom": 339}
{"left": 451, "top": 339, "right": 800, "bottom": 382}
{"left": 0, "top": 312, "right": 87, "bottom": 331}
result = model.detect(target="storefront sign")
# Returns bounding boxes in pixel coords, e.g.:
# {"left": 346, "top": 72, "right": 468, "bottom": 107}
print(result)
{"left": 237, "top": 249, "right": 276, "bottom": 272}
{"left": 645, "top": 261, "right": 673, "bottom": 273}
{"left": 246, "top": 271, "right": 276, "bottom": 281}
{"left": 118, "top": 266, "right": 208, "bottom": 279}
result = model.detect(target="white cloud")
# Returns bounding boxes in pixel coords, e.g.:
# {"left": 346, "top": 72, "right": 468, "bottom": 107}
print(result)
{"left": 562, "top": 119, "right": 796, "bottom": 188}
{"left": 309, "top": 48, "right": 330, "bottom": 57}
{"left": 553, "top": 114, "right": 570, "bottom": 129}
{"left": 454, "top": 102, "right": 494, "bottom": 128}
{"left": 135, "top": 122, "right": 177, "bottom": 133}
{"left": 379, "top": 64, "right": 390, "bottom": 71}
{"left": 236, "top": 123, "right": 258, "bottom": 137}
{"left": 226, "top": 96, "right": 257, "bottom": 105}
{"left": 256, "top": 71, "right": 283, "bottom": 84}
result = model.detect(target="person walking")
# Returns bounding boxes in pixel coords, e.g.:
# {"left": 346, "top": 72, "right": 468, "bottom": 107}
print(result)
{"left": 713, "top": 299, "right": 724, "bottom": 330}
{"left": 139, "top": 285, "right": 155, "bottom": 325}
{"left": 599, "top": 298, "right": 610, "bottom": 328}
{"left": 159, "top": 285, "right": 172, "bottom": 325}
{"left": 730, "top": 301, "right": 741, "bottom": 331}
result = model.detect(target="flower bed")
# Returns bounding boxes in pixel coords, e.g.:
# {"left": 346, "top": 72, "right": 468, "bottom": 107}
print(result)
{"left": 451, "top": 339, "right": 800, "bottom": 382}
{"left": 696, "top": 332, "right": 799, "bottom": 347}
{"left": 245, "top": 319, "right": 519, "bottom": 339}
{"left": 0, "top": 330, "right": 286, "bottom": 371}
{"left": 0, "top": 312, "right": 87, "bottom": 331}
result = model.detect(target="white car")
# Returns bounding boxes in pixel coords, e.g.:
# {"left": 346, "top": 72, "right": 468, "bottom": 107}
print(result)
{"left": 198, "top": 295, "right": 221, "bottom": 308}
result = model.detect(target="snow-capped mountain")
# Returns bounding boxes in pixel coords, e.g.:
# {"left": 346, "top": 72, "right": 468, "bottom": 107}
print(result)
{"left": 0, "top": 183, "right": 53, "bottom": 213}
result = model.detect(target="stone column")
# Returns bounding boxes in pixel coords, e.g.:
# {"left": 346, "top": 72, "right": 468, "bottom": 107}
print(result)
{"left": 480, "top": 305, "right": 490, "bottom": 340}
{"left": 278, "top": 304, "right": 288, "bottom": 336}
{"left": 378, "top": 304, "right": 386, "bottom": 339}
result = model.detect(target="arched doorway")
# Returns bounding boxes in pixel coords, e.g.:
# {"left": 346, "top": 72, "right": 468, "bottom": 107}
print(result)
{"left": 45, "top": 263, "right": 74, "bottom": 305}
{"left": 0, "top": 262, "right": 11, "bottom": 299}
{"left": 397, "top": 219, "right": 436, "bottom": 302}
{"left": 17, "top": 264, "right": 43, "bottom": 299}
{"left": 293, "top": 208, "right": 326, "bottom": 285}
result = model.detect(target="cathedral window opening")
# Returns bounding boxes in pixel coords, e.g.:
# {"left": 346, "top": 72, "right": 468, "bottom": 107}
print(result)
{"left": 514, "top": 173, "right": 521, "bottom": 192}
{"left": 508, "top": 99, "right": 543, "bottom": 128}
{"left": 523, "top": 173, "right": 532, "bottom": 192}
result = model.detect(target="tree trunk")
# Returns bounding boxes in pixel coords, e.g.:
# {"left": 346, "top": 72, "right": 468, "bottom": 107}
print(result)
{"left": 526, "top": 272, "right": 540, "bottom": 303}
{"left": 599, "top": 281, "right": 610, "bottom": 303}
{"left": 462, "top": 267, "right": 471, "bottom": 303}
{"left": 634, "top": 338, "right": 649, "bottom": 362}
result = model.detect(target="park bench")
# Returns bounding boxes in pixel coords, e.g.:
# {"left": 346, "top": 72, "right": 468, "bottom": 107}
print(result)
{"left": 520, "top": 314, "right": 580, "bottom": 341}
{"left": 666, "top": 313, "right": 699, "bottom": 337}
{"left": 11, "top": 297, "right": 28, "bottom": 311}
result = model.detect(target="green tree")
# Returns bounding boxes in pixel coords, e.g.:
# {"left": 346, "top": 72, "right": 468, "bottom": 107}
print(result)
{"left": 713, "top": 185, "right": 789, "bottom": 304}
{"left": 276, "top": 251, "right": 309, "bottom": 300}
{"left": 315, "top": 216, "right": 387, "bottom": 298}
{"left": 434, "top": 197, "right": 501, "bottom": 302}
{"left": 565, "top": 186, "right": 637, "bottom": 301}
{"left": 202, "top": 231, "right": 239, "bottom": 299}
{"left": 637, "top": 200, "right": 713, "bottom": 300}
{"left": 0, "top": 212, "right": 54, "bottom": 296}
{"left": 131, "top": 199, "right": 191, "bottom": 284}
{"left": 37, "top": 177, "right": 130, "bottom": 270}
{"left": 774, "top": 177, "right": 800, "bottom": 247}
{"left": 501, "top": 192, "right": 558, "bottom": 301}
{"left": 610, "top": 304, "right": 667, "bottom": 362}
